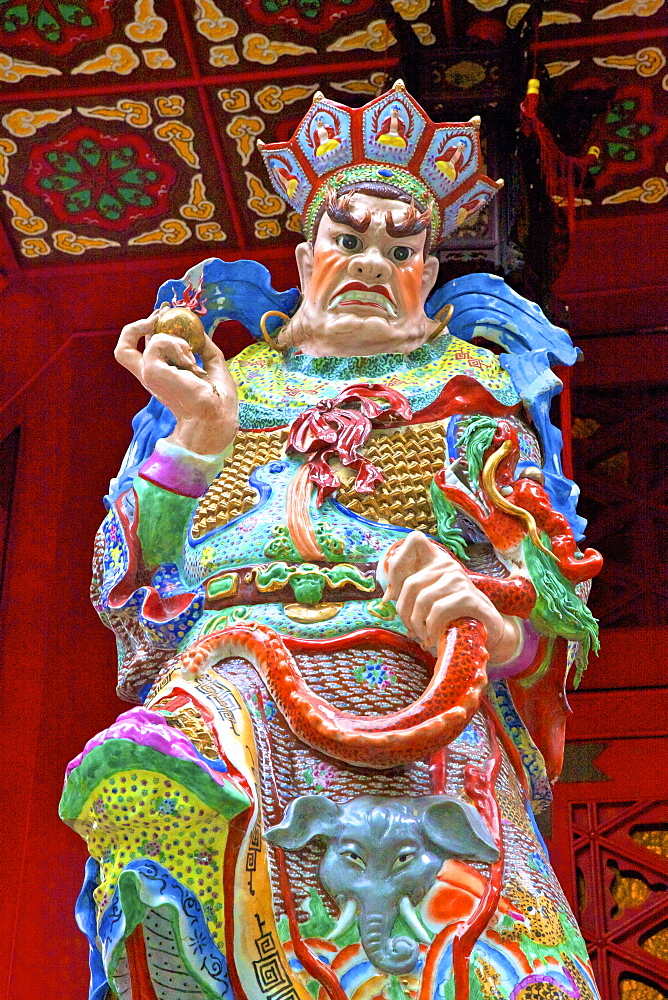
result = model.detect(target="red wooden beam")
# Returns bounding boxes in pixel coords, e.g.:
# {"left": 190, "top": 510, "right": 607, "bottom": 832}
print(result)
{"left": 533, "top": 24, "right": 668, "bottom": 51}
{"left": 565, "top": 687, "right": 668, "bottom": 741}
{"left": 0, "top": 56, "right": 401, "bottom": 105}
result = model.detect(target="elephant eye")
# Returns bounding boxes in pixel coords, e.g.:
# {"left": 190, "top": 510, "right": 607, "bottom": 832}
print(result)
{"left": 341, "top": 849, "right": 366, "bottom": 869}
{"left": 393, "top": 851, "right": 415, "bottom": 870}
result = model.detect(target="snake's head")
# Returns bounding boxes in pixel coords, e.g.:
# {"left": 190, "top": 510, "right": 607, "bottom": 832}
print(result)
{"left": 376, "top": 538, "right": 405, "bottom": 593}
{"left": 486, "top": 420, "right": 521, "bottom": 493}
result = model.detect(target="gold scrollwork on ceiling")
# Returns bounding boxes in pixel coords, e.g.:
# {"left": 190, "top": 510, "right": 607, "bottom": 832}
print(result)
{"left": 3, "top": 190, "right": 47, "bottom": 235}
{"left": 226, "top": 115, "right": 265, "bottom": 166}
{"left": 52, "top": 230, "right": 120, "bottom": 254}
{"left": 142, "top": 48, "right": 176, "bottom": 69}
{"left": 245, "top": 171, "right": 285, "bottom": 217}
{"left": 390, "top": 0, "right": 431, "bottom": 21}
{"left": 594, "top": 46, "right": 666, "bottom": 76}
{"left": 507, "top": 3, "right": 581, "bottom": 25}
{"left": 602, "top": 177, "right": 668, "bottom": 204}
{"left": 0, "top": 52, "right": 60, "bottom": 82}
{"left": 2, "top": 107, "right": 71, "bottom": 137}
{"left": 209, "top": 45, "right": 238, "bottom": 67}
{"left": 255, "top": 218, "right": 282, "bottom": 239}
{"left": 195, "top": 222, "right": 226, "bottom": 242}
{"left": 154, "top": 95, "right": 185, "bottom": 117}
{"left": 218, "top": 88, "right": 250, "bottom": 113}
{"left": 128, "top": 219, "right": 192, "bottom": 246}
{"left": 412, "top": 22, "right": 436, "bottom": 44}
{"left": 20, "top": 237, "right": 50, "bottom": 258}
{"left": 593, "top": 0, "right": 664, "bottom": 20}
{"left": 326, "top": 20, "right": 397, "bottom": 53}
{"left": 242, "top": 33, "right": 316, "bottom": 64}
{"left": 194, "top": 0, "right": 238, "bottom": 41}
{"left": 285, "top": 211, "right": 303, "bottom": 233}
{"left": 124, "top": 0, "right": 167, "bottom": 43}
{"left": 72, "top": 44, "right": 140, "bottom": 76}
{"left": 0, "top": 138, "right": 17, "bottom": 184}
{"left": 331, "top": 72, "right": 387, "bottom": 96}
{"left": 179, "top": 173, "right": 215, "bottom": 221}
{"left": 545, "top": 60, "right": 581, "bottom": 77}
{"left": 466, "top": 0, "right": 508, "bottom": 10}
{"left": 254, "top": 84, "right": 320, "bottom": 114}
{"left": 77, "top": 100, "right": 152, "bottom": 128}
{"left": 154, "top": 120, "right": 200, "bottom": 168}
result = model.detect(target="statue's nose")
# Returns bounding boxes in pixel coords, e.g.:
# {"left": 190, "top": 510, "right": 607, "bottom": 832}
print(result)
{"left": 347, "top": 249, "right": 391, "bottom": 283}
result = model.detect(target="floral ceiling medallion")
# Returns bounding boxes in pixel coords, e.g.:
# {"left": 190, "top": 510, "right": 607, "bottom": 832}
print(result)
{"left": 24, "top": 125, "right": 177, "bottom": 230}
{"left": 0, "top": 0, "right": 114, "bottom": 55}
{"left": 242, "top": 0, "right": 376, "bottom": 33}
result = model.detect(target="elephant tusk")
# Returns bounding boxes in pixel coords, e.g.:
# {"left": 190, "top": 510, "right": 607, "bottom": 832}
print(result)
{"left": 399, "top": 897, "right": 431, "bottom": 944}
{"left": 326, "top": 898, "right": 357, "bottom": 940}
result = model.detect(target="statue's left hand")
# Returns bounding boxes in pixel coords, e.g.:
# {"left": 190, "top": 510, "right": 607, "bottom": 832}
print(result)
{"left": 382, "top": 531, "right": 521, "bottom": 664}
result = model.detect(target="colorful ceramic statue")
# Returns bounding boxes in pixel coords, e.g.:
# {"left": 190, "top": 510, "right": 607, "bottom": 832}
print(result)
{"left": 61, "top": 83, "right": 603, "bottom": 1000}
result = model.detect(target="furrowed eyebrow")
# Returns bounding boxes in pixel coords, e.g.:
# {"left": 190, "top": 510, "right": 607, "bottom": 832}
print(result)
{"left": 324, "top": 187, "right": 371, "bottom": 233}
{"left": 385, "top": 197, "right": 433, "bottom": 238}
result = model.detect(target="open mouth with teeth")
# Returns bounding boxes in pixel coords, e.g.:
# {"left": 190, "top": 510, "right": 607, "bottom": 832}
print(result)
{"left": 329, "top": 282, "right": 397, "bottom": 318}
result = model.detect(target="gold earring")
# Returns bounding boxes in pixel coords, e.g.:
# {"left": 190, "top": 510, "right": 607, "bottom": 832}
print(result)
{"left": 260, "top": 310, "right": 290, "bottom": 353}
{"left": 427, "top": 303, "right": 454, "bottom": 341}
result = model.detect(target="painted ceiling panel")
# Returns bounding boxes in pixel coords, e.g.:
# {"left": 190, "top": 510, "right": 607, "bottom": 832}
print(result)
{"left": 0, "top": 0, "right": 666, "bottom": 269}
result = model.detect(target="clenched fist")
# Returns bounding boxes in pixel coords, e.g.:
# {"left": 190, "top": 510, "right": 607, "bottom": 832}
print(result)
{"left": 382, "top": 531, "right": 521, "bottom": 664}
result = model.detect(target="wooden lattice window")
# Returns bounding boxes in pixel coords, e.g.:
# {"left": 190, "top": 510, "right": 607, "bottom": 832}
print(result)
{"left": 570, "top": 800, "right": 668, "bottom": 1000}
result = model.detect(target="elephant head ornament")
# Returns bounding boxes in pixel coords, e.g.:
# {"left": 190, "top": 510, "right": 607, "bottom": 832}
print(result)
{"left": 264, "top": 794, "right": 499, "bottom": 975}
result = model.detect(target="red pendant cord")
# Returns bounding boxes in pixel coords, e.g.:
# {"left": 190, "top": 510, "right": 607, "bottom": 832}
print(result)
{"left": 257, "top": 692, "right": 349, "bottom": 1000}
{"left": 125, "top": 924, "right": 160, "bottom": 1000}
{"left": 451, "top": 703, "right": 504, "bottom": 1000}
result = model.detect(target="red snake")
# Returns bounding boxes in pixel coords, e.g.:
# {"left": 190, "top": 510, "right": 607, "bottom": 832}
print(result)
{"left": 169, "top": 540, "right": 533, "bottom": 770}
{"left": 166, "top": 415, "right": 600, "bottom": 770}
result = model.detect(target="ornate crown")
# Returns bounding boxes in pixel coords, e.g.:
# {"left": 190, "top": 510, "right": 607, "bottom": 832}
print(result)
{"left": 258, "top": 80, "right": 503, "bottom": 247}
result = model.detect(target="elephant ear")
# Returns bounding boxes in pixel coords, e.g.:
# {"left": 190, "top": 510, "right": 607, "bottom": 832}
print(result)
{"left": 421, "top": 796, "right": 499, "bottom": 864}
{"left": 264, "top": 795, "right": 340, "bottom": 851}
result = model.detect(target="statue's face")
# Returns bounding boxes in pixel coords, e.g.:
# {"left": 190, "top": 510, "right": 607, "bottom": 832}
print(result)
{"left": 284, "top": 194, "right": 440, "bottom": 357}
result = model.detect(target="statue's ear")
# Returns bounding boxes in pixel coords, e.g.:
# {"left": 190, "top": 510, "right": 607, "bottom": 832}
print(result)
{"left": 264, "top": 795, "right": 340, "bottom": 851}
{"left": 295, "top": 242, "right": 314, "bottom": 294}
{"left": 421, "top": 797, "right": 499, "bottom": 865}
{"left": 421, "top": 254, "right": 440, "bottom": 302}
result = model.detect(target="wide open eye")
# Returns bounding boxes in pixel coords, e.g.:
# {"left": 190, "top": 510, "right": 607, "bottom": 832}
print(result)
{"left": 392, "top": 851, "right": 415, "bottom": 870}
{"left": 389, "top": 246, "right": 413, "bottom": 263}
{"left": 336, "top": 233, "right": 363, "bottom": 253}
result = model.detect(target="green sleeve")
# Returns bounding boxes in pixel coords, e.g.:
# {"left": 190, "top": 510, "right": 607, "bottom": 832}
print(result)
{"left": 134, "top": 477, "right": 198, "bottom": 567}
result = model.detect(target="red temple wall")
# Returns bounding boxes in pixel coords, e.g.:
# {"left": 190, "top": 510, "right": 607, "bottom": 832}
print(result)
{"left": 0, "top": 228, "right": 666, "bottom": 999}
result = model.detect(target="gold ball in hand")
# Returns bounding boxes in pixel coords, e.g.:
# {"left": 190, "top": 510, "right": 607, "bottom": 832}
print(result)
{"left": 154, "top": 307, "right": 206, "bottom": 355}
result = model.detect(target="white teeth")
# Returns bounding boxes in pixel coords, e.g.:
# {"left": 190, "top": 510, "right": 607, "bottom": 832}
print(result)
{"left": 329, "top": 289, "right": 396, "bottom": 317}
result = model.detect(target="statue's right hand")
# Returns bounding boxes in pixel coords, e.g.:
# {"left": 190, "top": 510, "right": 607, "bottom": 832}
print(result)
{"left": 114, "top": 307, "right": 165, "bottom": 379}
{"left": 115, "top": 309, "right": 239, "bottom": 455}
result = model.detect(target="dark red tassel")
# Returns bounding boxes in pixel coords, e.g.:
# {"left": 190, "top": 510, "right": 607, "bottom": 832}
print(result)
{"left": 520, "top": 78, "right": 600, "bottom": 232}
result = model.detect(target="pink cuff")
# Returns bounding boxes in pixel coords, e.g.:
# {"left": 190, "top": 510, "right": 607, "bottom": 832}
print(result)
{"left": 487, "top": 618, "right": 540, "bottom": 680}
{"left": 138, "top": 438, "right": 228, "bottom": 498}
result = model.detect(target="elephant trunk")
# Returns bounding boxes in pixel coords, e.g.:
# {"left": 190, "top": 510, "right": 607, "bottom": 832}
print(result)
{"left": 358, "top": 899, "right": 419, "bottom": 975}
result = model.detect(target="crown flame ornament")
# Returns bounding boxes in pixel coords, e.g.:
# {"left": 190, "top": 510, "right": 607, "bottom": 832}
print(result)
{"left": 258, "top": 80, "right": 503, "bottom": 248}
